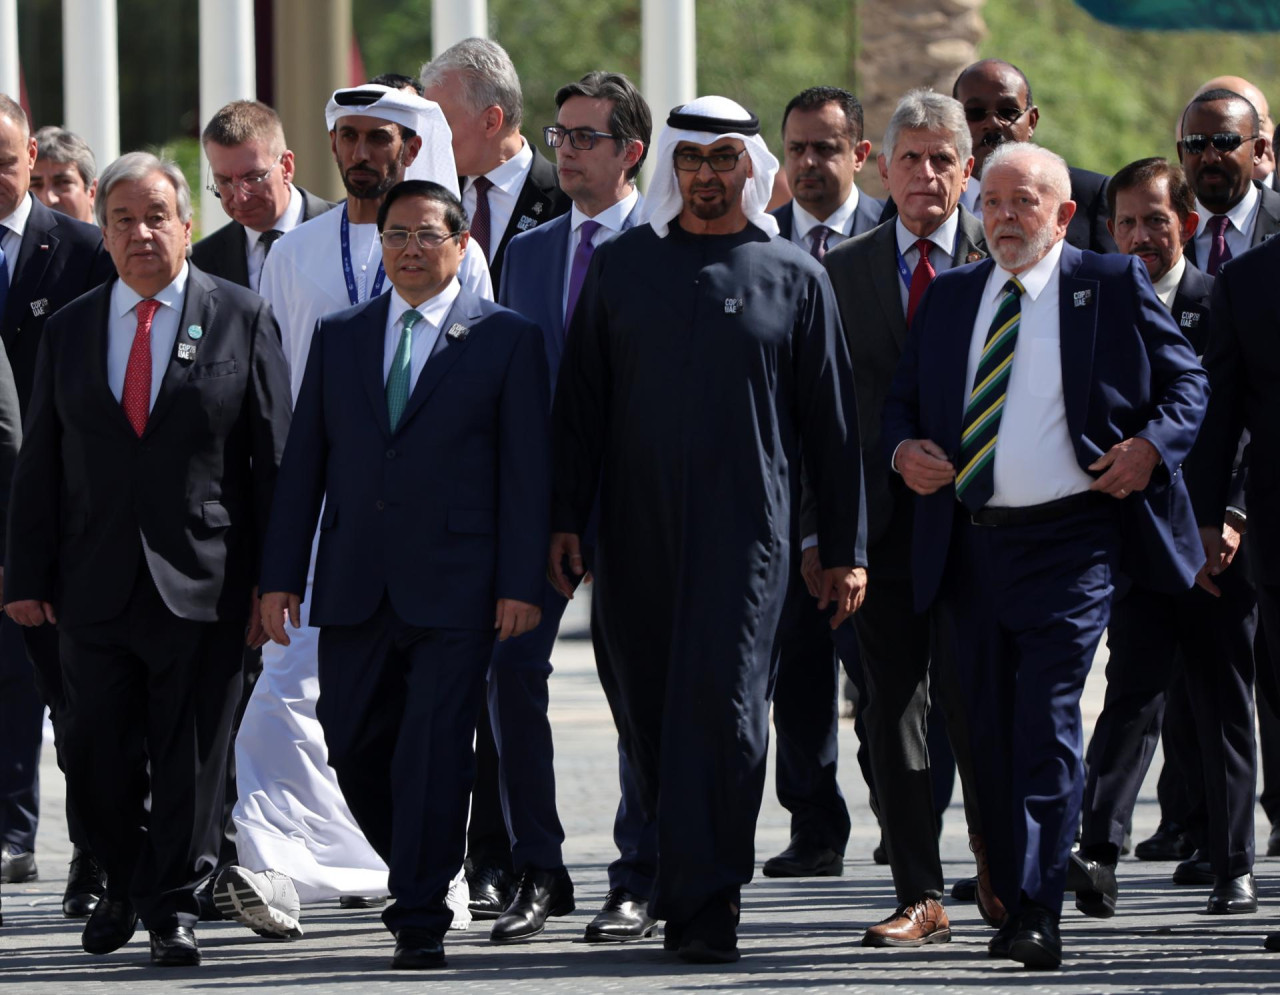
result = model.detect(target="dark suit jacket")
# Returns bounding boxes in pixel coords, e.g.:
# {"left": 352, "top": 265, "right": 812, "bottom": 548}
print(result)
{"left": 5, "top": 266, "right": 293, "bottom": 627}
{"left": 770, "top": 190, "right": 885, "bottom": 245}
{"left": 3, "top": 196, "right": 115, "bottom": 413}
{"left": 258, "top": 287, "right": 551, "bottom": 630}
{"left": 823, "top": 207, "right": 987, "bottom": 575}
{"left": 487, "top": 148, "right": 570, "bottom": 299}
{"left": 882, "top": 243, "right": 1208, "bottom": 611}
{"left": 1183, "top": 180, "right": 1280, "bottom": 270}
{"left": 190, "top": 186, "right": 334, "bottom": 289}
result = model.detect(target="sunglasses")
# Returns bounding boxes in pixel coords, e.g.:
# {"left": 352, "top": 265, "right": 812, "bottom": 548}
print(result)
{"left": 1179, "top": 132, "right": 1257, "bottom": 155}
{"left": 963, "top": 105, "right": 1033, "bottom": 125}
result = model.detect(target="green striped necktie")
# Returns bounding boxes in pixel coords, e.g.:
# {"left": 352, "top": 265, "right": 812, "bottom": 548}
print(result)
{"left": 955, "top": 277, "right": 1024, "bottom": 512}
{"left": 386, "top": 309, "right": 419, "bottom": 430}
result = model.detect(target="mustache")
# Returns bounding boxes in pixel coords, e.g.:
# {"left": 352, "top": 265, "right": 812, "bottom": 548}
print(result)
{"left": 980, "top": 131, "right": 1007, "bottom": 150}
{"left": 990, "top": 223, "right": 1025, "bottom": 238}
{"left": 691, "top": 179, "right": 725, "bottom": 193}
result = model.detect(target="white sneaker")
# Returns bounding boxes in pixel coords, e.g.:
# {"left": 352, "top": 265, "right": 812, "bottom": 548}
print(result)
{"left": 446, "top": 868, "right": 471, "bottom": 931}
{"left": 213, "top": 865, "right": 304, "bottom": 939}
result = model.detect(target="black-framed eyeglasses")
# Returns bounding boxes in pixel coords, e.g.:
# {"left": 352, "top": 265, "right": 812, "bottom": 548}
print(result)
{"left": 207, "top": 153, "right": 285, "bottom": 199}
{"left": 1179, "top": 132, "right": 1258, "bottom": 156}
{"left": 379, "top": 228, "right": 464, "bottom": 249}
{"left": 963, "top": 104, "right": 1034, "bottom": 125}
{"left": 673, "top": 148, "right": 748, "bottom": 172}
{"left": 543, "top": 125, "right": 620, "bottom": 151}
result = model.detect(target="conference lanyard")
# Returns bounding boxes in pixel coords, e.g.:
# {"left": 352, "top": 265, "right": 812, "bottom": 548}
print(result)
{"left": 894, "top": 226, "right": 962, "bottom": 288}
{"left": 340, "top": 204, "right": 387, "bottom": 306}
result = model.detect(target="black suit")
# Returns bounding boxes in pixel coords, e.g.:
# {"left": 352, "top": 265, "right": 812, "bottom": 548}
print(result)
{"left": 823, "top": 210, "right": 987, "bottom": 902}
{"left": 5, "top": 265, "right": 292, "bottom": 930}
{"left": 0, "top": 195, "right": 112, "bottom": 860}
{"left": 190, "top": 186, "right": 334, "bottom": 288}
{"left": 1184, "top": 180, "right": 1280, "bottom": 271}
{"left": 479, "top": 148, "right": 569, "bottom": 300}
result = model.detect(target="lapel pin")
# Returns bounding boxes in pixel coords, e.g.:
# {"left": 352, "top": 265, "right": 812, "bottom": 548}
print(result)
{"left": 1180, "top": 311, "right": 1201, "bottom": 329}
{"left": 39, "top": 244, "right": 49, "bottom": 251}
{"left": 29, "top": 298, "right": 48, "bottom": 316}
{"left": 177, "top": 342, "right": 197, "bottom": 361}
{"left": 446, "top": 322, "right": 469, "bottom": 341}
{"left": 516, "top": 215, "right": 537, "bottom": 231}
{"left": 187, "top": 324, "right": 203, "bottom": 340}
{"left": 531, "top": 202, "right": 544, "bottom": 216}
{"left": 724, "top": 297, "right": 745, "bottom": 314}
{"left": 1073, "top": 289, "right": 1093, "bottom": 308}
{"left": 966, "top": 250, "right": 984, "bottom": 263}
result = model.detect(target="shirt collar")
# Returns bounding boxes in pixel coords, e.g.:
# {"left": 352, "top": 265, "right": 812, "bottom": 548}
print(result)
{"left": 388, "top": 277, "right": 462, "bottom": 331}
{"left": 1195, "top": 181, "right": 1259, "bottom": 237}
{"left": 991, "top": 237, "right": 1064, "bottom": 303}
{"left": 246, "top": 185, "right": 304, "bottom": 249}
{"left": 894, "top": 210, "right": 959, "bottom": 259}
{"left": 0, "top": 191, "right": 33, "bottom": 240}
{"left": 1152, "top": 254, "right": 1186, "bottom": 309}
{"left": 473, "top": 138, "right": 533, "bottom": 197}
{"left": 114, "top": 262, "right": 189, "bottom": 317}
{"left": 569, "top": 187, "right": 639, "bottom": 236}
{"left": 791, "top": 185, "right": 861, "bottom": 240}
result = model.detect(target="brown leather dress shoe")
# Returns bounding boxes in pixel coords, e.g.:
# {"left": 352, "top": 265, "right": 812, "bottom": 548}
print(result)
{"left": 969, "top": 834, "right": 1008, "bottom": 928}
{"left": 861, "top": 897, "right": 951, "bottom": 947}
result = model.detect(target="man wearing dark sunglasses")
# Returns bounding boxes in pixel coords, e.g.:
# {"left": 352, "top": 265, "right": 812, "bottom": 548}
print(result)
{"left": 1177, "top": 88, "right": 1280, "bottom": 276}
{"left": 950, "top": 59, "right": 1115, "bottom": 255}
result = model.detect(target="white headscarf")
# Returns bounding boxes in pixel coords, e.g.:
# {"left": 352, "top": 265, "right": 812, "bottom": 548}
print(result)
{"left": 324, "top": 84, "right": 460, "bottom": 196}
{"left": 640, "top": 95, "right": 779, "bottom": 238}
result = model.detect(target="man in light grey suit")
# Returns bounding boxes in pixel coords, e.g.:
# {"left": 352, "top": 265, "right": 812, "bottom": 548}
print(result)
{"left": 823, "top": 89, "right": 989, "bottom": 947}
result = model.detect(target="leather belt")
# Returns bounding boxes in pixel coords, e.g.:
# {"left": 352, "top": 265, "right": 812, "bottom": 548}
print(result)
{"left": 968, "top": 491, "right": 1106, "bottom": 527}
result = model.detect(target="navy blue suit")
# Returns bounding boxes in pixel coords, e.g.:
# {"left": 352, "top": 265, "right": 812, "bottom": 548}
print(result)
{"left": 882, "top": 243, "right": 1207, "bottom": 916}
{"left": 259, "top": 286, "right": 551, "bottom": 938}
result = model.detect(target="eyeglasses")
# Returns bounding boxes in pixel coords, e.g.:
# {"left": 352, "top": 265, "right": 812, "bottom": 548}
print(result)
{"left": 379, "top": 228, "right": 463, "bottom": 249}
{"left": 208, "top": 153, "right": 284, "bottom": 199}
{"left": 543, "top": 125, "right": 621, "bottom": 151}
{"left": 963, "top": 104, "right": 1034, "bottom": 125}
{"left": 1179, "top": 132, "right": 1257, "bottom": 156}
{"left": 672, "top": 148, "right": 748, "bottom": 172}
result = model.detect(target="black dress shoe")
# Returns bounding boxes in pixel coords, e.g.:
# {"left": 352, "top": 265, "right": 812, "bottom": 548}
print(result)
{"left": 1009, "top": 904, "right": 1061, "bottom": 970}
{"left": 951, "top": 876, "right": 977, "bottom": 901}
{"left": 0, "top": 844, "right": 37, "bottom": 884}
{"left": 1268, "top": 823, "right": 1280, "bottom": 858}
{"left": 1134, "top": 820, "right": 1195, "bottom": 861}
{"left": 339, "top": 895, "right": 386, "bottom": 909}
{"left": 584, "top": 887, "right": 657, "bottom": 942}
{"left": 1207, "top": 872, "right": 1257, "bottom": 914}
{"left": 762, "top": 837, "right": 843, "bottom": 878}
{"left": 62, "top": 847, "right": 106, "bottom": 918}
{"left": 467, "top": 863, "right": 514, "bottom": 920}
{"left": 677, "top": 891, "right": 740, "bottom": 964}
{"left": 1172, "top": 850, "right": 1214, "bottom": 885}
{"left": 1066, "top": 853, "right": 1117, "bottom": 918}
{"left": 987, "top": 916, "right": 1020, "bottom": 959}
{"left": 82, "top": 897, "right": 139, "bottom": 955}
{"left": 392, "top": 929, "right": 446, "bottom": 969}
{"left": 150, "top": 925, "right": 200, "bottom": 967}
{"left": 489, "top": 867, "right": 574, "bottom": 942}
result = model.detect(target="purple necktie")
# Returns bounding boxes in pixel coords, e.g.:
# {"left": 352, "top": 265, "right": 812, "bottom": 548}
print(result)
{"left": 1206, "top": 214, "right": 1233, "bottom": 276}
{"left": 564, "top": 219, "right": 602, "bottom": 331}
{"left": 470, "top": 175, "right": 494, "bottom": 262}
{"left": 809, "top": 224, "right": 831, "bottom": 262}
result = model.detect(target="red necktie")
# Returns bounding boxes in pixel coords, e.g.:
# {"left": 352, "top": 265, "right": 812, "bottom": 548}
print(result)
{"left": 123, "top": 299, "right": 160, "bottom": 436}
{"left": 470, "top": 175, "right": 494, "bottom": 262}
{"left": 906, "top": 239, "right": 935, "bottom": 326}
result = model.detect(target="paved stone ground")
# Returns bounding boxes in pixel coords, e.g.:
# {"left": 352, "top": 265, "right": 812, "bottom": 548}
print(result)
{"left": 2, "top": 602, "right": 1278, "bottom": 991}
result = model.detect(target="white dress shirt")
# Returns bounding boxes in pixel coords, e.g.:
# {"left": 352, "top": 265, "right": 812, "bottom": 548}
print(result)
{"left": 894, "top": 211, "right": 960, "bottom": 314}
{"left": 789, "top": 185, "right": 863, "bottom": 254}
{"left": 1152, "top": 254, "right": 1186, "bottom": 311}
{"left": 244, "top": 184, "right": 305, "bottom": 293}
{"left": 1193, "top": 182, "right": 1259, "bottom": 264}
{"left": 562, "top": 188, "right": 639, "bottom": 318}
{"left": 0, "top": 193, "right": 33, "bottom": 283}
{"left": 383, "top": 280, "right": 461, "bottom": 391}
{"left": 107, "top": 263, "right": 189, "bottom": 406}
{"left": 966, "top": 240, "right": 1093, "bottom": 507}
{"left": 462, "top": 139, "right": 534, "bottom": 264}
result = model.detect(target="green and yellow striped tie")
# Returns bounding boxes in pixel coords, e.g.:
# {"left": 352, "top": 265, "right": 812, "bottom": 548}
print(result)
{"left": 955, "top": 277, "right": 1024, "bottom": 512}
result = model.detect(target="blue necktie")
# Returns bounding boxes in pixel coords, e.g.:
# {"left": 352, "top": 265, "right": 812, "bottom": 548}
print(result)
{"left": 386, "top": 310, "right": 419, "bottom": 430}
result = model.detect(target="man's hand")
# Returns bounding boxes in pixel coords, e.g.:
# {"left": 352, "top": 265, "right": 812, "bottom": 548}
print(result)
{"left": 816, "top": 566, "right": 868, "bottom": 629}
{"left": 495, "top": 599, "right": 541, "bottom": 641}
{"left": 800, "top": 546, "right": 823, "bottom": 598}
{"left": 1088, "top": 437, "right": 1160, "bottom": 498}
{"left": 548, "top": 532, "right": 584, "bottom": 599}
{"left": 4, "top": 599, "right": 56, "bottom": 627}
{"left": 246, "top": 588, "right": 269, "bottom": 649}
{"left": 895, "top": 440, "right": 955, "bottom": 495}
{"left": 260, "top": 591, "right": 301, "bottom": 646}
{"left": 1194, "top": 522, "right": 1243, "bottom": 597}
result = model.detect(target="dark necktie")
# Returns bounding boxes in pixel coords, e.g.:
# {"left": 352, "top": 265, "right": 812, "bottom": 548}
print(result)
{"left": 955, "top": 278, "right": 1024, "bottom": 512}
{"left": 905, "top": 238, "right": 935, "bottom": 326}
{"left": 0, "top": 236, "right": 9, "bottom": 321}
{"left": 259, "top": 229, "right": 284, "bottom": 256}
{"left": 123, "top": 299, "right": 160, "bottom": 436}
{"left": 386, "top": 310, "right": 419, "bottom": 431}
{"left": 809, "top": 224, "right": 831, "bottom": 262}
{"left": 1205, "top": 214, "right": 1233, "bottom": 276}
{"left": 470, "top": 175, "right": 495, "bottom": 262}
{"left": 565, "top": 219, "right": 602, "bottom": 331}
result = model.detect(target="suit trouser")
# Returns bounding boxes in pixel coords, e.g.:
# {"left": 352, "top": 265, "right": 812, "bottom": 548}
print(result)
{"left": 1081, "top": 556, "right": 1257, "bottom": 877}
{"left": 59, "top": 565, "right": 245, "bottom": 931}
{"left": 0, "top": 617, "right": 44, "bottom": 853}
{"left": 216, "top": 647, "right": 263, "bottom": 869}
{"left": 941, "top": 504, "right": 1118, "bottom": 916}
{"left": 1253, "top": 584, "right": 1280, "bottom": 815}
{"left": 317, "top": 600, "right": 492, "bottom": 939}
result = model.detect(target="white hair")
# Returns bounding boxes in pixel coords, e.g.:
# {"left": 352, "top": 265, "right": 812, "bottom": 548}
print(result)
{"left": 982, "top": 142, "right": 1071, "bottom": 203}
{"left": 883, "top": 88, "right": 972, "bottom": 163}
{"left": 95, "top": 151, "right": 192, "bottom": 228}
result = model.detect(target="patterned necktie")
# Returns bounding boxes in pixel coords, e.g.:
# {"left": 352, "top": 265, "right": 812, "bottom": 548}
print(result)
{"left": 565, "top": 219, "right": 602, "bottom": 330}
{"left": 1205, "top": 214, "right": 1233, "bottom": 276}
{"left": 809, "top": 224, "right": 831, "bottom": 262}
{"left": 470, "top": 175, "right": 495, "bottom": 262}
{"left": 905, "top": 238, "right": 935, "bottom": 326}
{"left": 259, "top": 229, "right": 284, "bottom": 256}
{"left": 122, "top": 299, "right": 161, "bottom": 436}
{"left": 386, "top": 309, "right": 419, "bottom": 431}
{"left": 955, "top": 277, "right": 1024, "bottom": 512}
